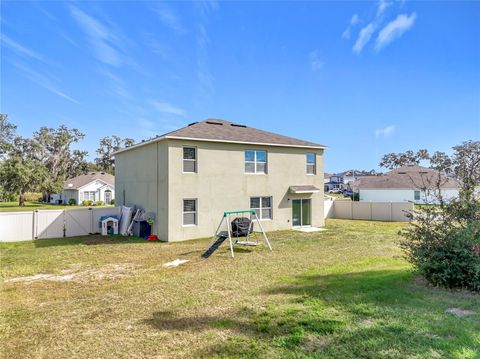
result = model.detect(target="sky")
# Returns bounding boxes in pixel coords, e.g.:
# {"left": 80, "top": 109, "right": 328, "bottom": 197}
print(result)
{"left": 1, "top": 0, "right": 479, "bottom": 173}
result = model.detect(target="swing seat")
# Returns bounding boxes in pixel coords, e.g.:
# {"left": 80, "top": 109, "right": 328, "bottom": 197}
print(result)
{"left": 231, "top": 217, "right": 254, "bottom": 237}
{"left": 235, "top": 240, "right": 257, "bottom": 246}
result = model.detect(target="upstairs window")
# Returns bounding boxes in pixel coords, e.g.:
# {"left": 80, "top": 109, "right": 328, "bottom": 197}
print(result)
{"left": 183, "top": 147, "right": 197, "bottom": 173}
{"left": 250, "top": 196, "right": 272, "bottom": 220}
{"left": 183, "top": 199, "right": 197, "bottom": 225}
{"left": 306, "top": 153, "right": 316, "bottom": 175}
{"left": 245, "top": 150, "right": 267, "bottom": 174}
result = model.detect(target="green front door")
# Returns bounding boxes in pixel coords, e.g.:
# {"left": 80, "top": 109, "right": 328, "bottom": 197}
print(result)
{"left": 292, "top": 199, "right": 311, "bottom": 227}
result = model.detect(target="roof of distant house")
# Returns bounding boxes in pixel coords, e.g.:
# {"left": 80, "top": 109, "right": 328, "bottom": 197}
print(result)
{"left": 114, "top": 119, "right": 326, "bottom": 154}
{"left": 353, "top": 165, "right": 460, "bottom": 190}
{"left": 64, "top": 172, "right": 114, "bottom": 190}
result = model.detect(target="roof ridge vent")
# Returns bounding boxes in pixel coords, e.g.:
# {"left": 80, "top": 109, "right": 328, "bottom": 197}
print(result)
{"left": 206, "top": 120, "right": 223, "bottom": 125}
{"left": 188, "top": 122, "right": 198, "bottom": 126}
{"left": 231, "top": 123, "right": 247, "bottom": 128}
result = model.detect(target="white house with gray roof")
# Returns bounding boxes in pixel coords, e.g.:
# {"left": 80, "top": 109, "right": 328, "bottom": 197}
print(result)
{"left": 353, "top": 165, "right": 460, "bottom": 204}
{"left": 50, "top": 172, "right": 115, "bottom": 205}
{"left": 114, "top": 119, "right": 326, "bottom": 242}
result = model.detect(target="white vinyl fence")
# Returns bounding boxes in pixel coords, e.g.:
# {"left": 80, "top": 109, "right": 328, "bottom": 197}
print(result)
{"left": 0, "top": 207, "right": 121, "bottom": 242}
{"left": 324, "top": 199, "right": 413, "bottom": 222}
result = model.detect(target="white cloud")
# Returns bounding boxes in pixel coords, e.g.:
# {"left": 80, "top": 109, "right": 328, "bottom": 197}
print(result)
{"left": 375, "top": 125, "right": 396, "bottom": 138}
{"left": 309, "top": 50, "right": 324, "bottom": 71}
{"left": 151, "top": 101, "right": 187, "bottom": 117}
{"left": 375, "top": 13, "right": 417, "bottom": 51}
{"left": 342, "top": 14, "right": 360, "bottom": 39}
{"left": 1, "top": 35, "right": 46, "bottom": 63}
{"left": 155, "top": 3, "right": 186, "bottom": 34}
{"left": 99, "top": 69, "right": 130, "bottom": 99}
{"left": 353, "top": 23, "right": 376, "bottom": 54}
{"left": 351, "top": 14, "right": 360, "bottom": 25}
{"left": 69, "top": 6, "right": 123, "bottom": 66}
{"left": 377, "top": 0, "right": 392, "bottom": 17}
{"left": 11, "top": 61, "right": 79, "bottom": 104}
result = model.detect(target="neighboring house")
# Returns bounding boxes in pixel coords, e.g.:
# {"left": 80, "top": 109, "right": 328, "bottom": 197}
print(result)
{"left": 50, "top": 172, "right": 115, "bottom": 205}
{"left": 114, "top": 119, "right": 326, "bottom": 242}
{"left": 324, "top": 171, "right": 365, "bottom": 192}
{"left": 324, "top": 173, "right": 345, "bottom": 192}
{"left": 353, "top": 165, "right": 460, "bottom": 204}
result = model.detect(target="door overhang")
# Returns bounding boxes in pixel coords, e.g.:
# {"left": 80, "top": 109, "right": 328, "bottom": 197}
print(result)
{"left": 289, "top": 185, "right": 320, "bottom": 194}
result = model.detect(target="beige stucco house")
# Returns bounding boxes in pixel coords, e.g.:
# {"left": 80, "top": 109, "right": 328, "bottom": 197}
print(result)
{"left": 114, "top": 119, "right": 326, "bottom": 242}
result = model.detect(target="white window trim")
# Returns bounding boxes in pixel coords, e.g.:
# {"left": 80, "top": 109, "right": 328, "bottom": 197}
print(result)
{"left": 182, "top": 198, "right": 198, "bottom": 226}
{"left": 245, "top": 150, "right": 268, "bottom": 174}
{"left": 82, "top": 191, "right": 96, "bottom": 201}
{"left": 306, "top": 152, "right": 316, "bottom": 175}
{"left": 182, "top": 146, "right": 197, "bottom": 174}
{"left": 250, "top": 196, "right": 273, "bottom": 220}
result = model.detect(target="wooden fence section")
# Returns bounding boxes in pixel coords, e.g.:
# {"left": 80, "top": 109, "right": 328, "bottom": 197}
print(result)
{"left": 0, "top": 207, "right": 121, "bottom": 242}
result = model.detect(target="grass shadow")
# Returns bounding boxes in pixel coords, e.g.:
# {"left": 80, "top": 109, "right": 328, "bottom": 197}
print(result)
{"left": 184, "top": 268, "right": 480, "bottom": 358}
{"left": 33, "top": 235, "right": 152, "bottom": 248}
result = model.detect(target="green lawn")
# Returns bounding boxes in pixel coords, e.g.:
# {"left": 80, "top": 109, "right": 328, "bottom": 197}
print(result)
{"left": 0, "top": 201, "right": 114, "bottom": 212}
{"left": 1, "top": 220, "right": 478, "bottom": 358}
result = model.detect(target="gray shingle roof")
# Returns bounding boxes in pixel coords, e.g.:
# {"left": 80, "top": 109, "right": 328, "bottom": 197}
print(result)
{"left": 354, "top": 166, "right": 460, "bottom": 190}
{"left": 114, "top": 119, "right": 326, "bottom": 154}
{"left": 64, "top": 172, "right": 114, "bottom": 190}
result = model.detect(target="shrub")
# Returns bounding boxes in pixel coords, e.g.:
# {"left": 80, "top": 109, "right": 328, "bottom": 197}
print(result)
{"left": 400, "top": 199, "right": 480, "bottom": 292}
{"left": 82, "top": 200, "right": 93, "bottom": 206}
{"left": 348, "top": 193, "right": 360, "bottom": 201}
{"left": 25, "top": 192, "right": 42, "bottom": 202}
{"left": 68, "top": 198, "right": 76, "bottom": 205}
{"left": 94, "top": 200, "right": 104, "bottom": 206}
{"left": 110, "top": 199, "right": 115, "bottom": 205}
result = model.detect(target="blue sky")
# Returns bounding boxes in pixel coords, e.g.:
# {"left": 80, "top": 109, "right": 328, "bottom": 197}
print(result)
{"left": 1, "top": 0, "right": 479, "bottom": 173}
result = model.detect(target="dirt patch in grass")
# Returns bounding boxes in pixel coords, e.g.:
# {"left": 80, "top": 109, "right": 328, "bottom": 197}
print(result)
{"left": 445, "top": 308, "right": 476, "bottom": 317}
{"left": 4, "top": 263, "right": 138, "bottom": 284}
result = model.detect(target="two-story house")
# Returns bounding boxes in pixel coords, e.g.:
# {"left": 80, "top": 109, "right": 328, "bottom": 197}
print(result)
{"left": 324, "top": 173, "right": 346, "bottom": 192}
{"left": 114, "top": 119, "right": 326, "bottom": 242}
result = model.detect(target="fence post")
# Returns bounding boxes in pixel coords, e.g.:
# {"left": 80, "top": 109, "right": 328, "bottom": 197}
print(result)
{"left": 32, "top": 210, "right": 35, "bottom": 240}
{"left": 370, "top": 201, "right": 373, "bottom": 220}
{"left": 389, "top": 202, "right": 393, "bottom": 222}
{"left": 350, "top": 201, "right": 354, "bottom": 220}
{"left": 63, "top": 210, "right": 66, "bottom": 238}
{"left": 90, "top": 207, "right": 94, "bottom": 234}
{"left": 34, "top": 210, "right": 38, "bottom": 239}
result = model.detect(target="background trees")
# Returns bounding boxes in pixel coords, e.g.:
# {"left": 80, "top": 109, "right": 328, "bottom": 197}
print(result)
{"left": 0, "top": 114, "right": 17, "bottom": 157}
{"left": 0, "top": 136, "right": 49, "bottom": 205}
{"left": 0, "top": 114, "right": 135, "bottom": 205}
{"left": 33, "top": 126, "right": 87, "bottom": 199}
{"left": 95, "top": 136, "right": 134, "bottom": 174}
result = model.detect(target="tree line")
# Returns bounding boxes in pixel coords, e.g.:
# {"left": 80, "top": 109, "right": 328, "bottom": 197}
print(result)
{"left": 0, "top": 114, "right": 134, "bottom": 205}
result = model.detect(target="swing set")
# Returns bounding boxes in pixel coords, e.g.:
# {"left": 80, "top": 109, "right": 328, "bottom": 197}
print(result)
{"left": 202, "top": 209, "right": 273, "bottom": 258}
